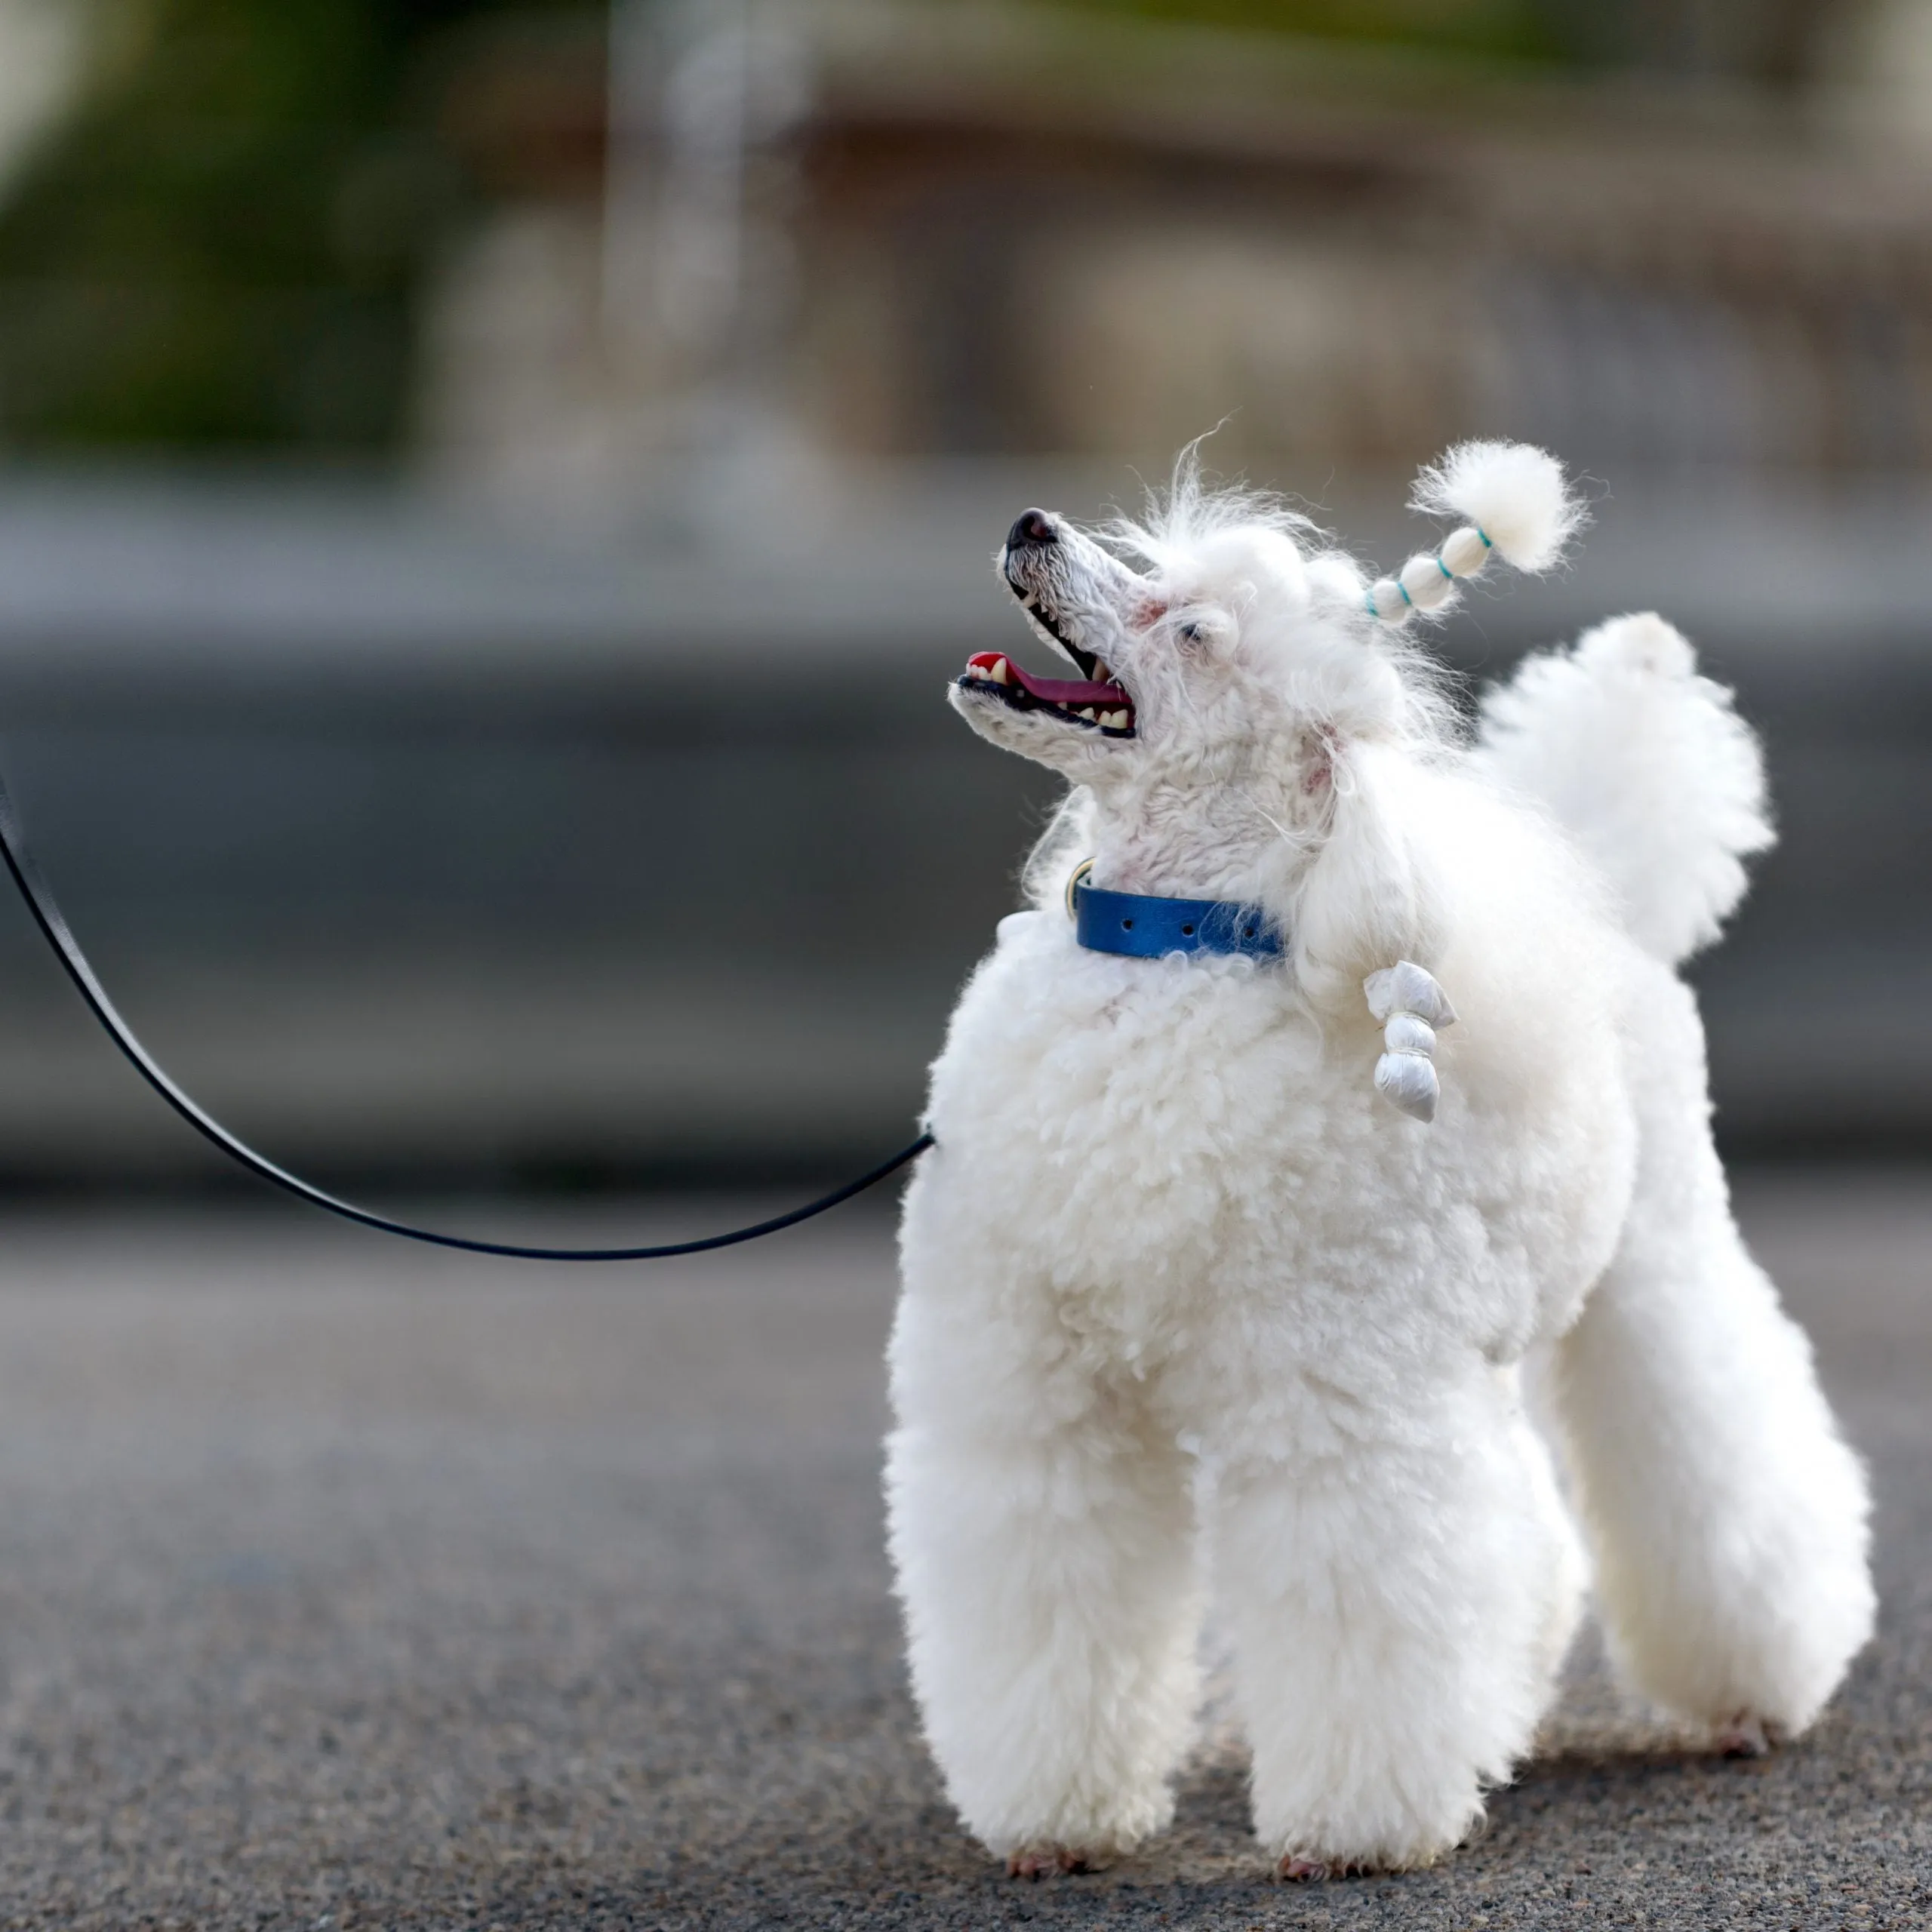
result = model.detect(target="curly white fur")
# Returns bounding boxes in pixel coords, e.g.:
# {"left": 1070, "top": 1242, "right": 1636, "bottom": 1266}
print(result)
{"left": 1364, "top": 441, "right": 1585, "bottom": 626}
{"left": 1476, "top": 613, "right": 1775, "bottom": 963}
{"left": 1412, "top": 439, "right": 1588, "bottom": 573}
{"left": 888, "top": 445, "right": 1873, "bottom": 1881}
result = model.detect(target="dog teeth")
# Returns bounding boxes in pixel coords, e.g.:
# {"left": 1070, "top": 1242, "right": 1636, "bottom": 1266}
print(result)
{"left": 1100, "top": 709, "right": 1129, "bottom": 728}
{"left": 990, "top": 657, "right": 1011, "bottom": 684}
{"left": 1078, "top": 707, "right": 1097, "bottom": 721}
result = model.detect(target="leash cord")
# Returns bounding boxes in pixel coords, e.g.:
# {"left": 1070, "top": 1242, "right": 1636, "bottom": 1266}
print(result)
{"left": 0, "top": 764, "right": 933, "bottom": 1260}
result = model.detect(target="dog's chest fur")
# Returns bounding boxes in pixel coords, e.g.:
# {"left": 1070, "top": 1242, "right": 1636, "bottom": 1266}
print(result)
{"left": 916, "top": 906, "right": 1633, "bottom": 1411}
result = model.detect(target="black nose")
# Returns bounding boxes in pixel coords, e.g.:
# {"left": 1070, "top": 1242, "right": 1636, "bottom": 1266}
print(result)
{"left": 1008, "top": 508, "right": 1056, "bottom": 550}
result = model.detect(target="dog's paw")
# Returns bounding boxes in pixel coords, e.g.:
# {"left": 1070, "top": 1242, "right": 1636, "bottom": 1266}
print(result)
{"left": 1715, "top": 1712, "right": 1783, "bottom": 1759}
{"left": 1364, "top": 961, "right": 1456, "bottom": 1123}
{"left": 1278, "top": 1854, "right": 1378, "bottom": 1882}
{"left": 1006, "top": 1845, "right": 1095, "bottom": 1880}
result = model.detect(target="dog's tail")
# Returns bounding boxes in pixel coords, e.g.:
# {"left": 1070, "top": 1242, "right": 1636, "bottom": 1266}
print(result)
{"left": 1475, "top": 614, "right": 1774, "bottom": 965}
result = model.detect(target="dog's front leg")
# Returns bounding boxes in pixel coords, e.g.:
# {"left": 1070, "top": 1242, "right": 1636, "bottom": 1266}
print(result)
{"left": 885, "top": 1291, "right": 1201, "bottom": 1872}
{"left": 1212, "top": 1378, "right": 1583, "bottom": 1878}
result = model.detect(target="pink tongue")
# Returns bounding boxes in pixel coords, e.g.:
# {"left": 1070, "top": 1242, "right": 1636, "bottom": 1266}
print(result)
{"left": 967, "top": 652, "right": 1128, "bottom": 707}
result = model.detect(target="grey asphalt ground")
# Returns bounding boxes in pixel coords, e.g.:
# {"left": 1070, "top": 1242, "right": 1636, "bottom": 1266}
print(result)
{"left": 0, "top": 1172, "right": 1924, "bottom": 1930}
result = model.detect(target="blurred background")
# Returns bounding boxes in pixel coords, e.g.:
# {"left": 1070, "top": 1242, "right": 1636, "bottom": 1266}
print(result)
{"left": 0, "top": 0, "right": 1927, "bottom": 1196}
{"left": 2, "top": 20, "right": 1926, "bottom": 1918}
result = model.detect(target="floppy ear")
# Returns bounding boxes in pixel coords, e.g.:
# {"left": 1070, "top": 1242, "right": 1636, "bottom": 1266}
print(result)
{"left": 1290, "top": 737, "right": 1447, "bottom": 1012}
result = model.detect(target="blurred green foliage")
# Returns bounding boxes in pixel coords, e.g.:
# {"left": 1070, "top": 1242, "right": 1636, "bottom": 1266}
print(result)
{"left": 1052, "top": 0, "right": 1839, "bottom": 78}
{"left": 0, "top": 0, "right": 576, "bottom": 452}
{"left": 1059, "top": 0, "right": 1561, "bottom": 64}
{"left": 0, "top": 0, "right": 1840, "bottom": 453}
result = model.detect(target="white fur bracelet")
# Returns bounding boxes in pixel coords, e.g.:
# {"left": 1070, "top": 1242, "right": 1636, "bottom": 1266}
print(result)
{"left": 1364, "top": 961, "right": 1458, "bottom": 1124}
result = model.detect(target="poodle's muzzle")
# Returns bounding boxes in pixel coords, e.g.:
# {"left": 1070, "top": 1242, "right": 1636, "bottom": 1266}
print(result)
{"left": 954, "top": 509, "right": 1138, "bottom": 739}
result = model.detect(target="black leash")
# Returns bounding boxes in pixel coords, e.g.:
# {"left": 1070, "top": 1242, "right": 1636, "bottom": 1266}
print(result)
{"left": 0, "top": 763, "right": 933, "bottom": 1260}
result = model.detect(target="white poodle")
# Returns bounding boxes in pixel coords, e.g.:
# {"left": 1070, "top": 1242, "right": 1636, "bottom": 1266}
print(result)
{"left": 884, "top": 441, "right": 1875, "bottom": 1881}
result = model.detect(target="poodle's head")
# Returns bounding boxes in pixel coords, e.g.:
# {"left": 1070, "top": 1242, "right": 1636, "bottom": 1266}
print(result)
{"left": 955, "top": 497, "right": 1389, "bottom": 808}
{"left": 950, "top": 442, "right": 1583, "bottom": 832}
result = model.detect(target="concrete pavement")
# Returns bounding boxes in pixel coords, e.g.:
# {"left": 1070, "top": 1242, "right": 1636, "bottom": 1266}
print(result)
{"left": 0, "top": 1172, "right": 1923, "bottom": 1928}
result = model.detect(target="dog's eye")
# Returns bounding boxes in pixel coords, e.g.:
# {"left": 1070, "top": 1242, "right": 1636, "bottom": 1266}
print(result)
{"left": 1178, "top": 622, "right": 1201, "bottom": 645}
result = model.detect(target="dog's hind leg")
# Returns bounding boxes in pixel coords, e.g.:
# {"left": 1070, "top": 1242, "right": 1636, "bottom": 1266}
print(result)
{"left": 1546, "top": 967, "right": 1875, "bottom": 1743}
{"left": 1214, "top": 1375, "right": 1584, "bottom": 1876}
{"left": 885, "top": 1286, "right": 1201, "bottom": 1870}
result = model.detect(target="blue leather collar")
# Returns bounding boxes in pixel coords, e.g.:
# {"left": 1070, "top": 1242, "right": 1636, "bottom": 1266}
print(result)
{"left": 1067, "top": 860, "right": 1284, "bottom": 962}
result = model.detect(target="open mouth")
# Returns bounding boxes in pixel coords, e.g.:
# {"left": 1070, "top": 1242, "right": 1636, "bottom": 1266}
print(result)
{"left": 957, "top": 652, "right": 1137, "bottom": 734}
{"left": 956, "top": 578, "right": 1137, "bottom": 736}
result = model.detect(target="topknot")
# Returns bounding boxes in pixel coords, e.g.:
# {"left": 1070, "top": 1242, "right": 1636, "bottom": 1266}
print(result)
{"left": 1364, "top": 441, "right": 1586, "bottom": 628}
